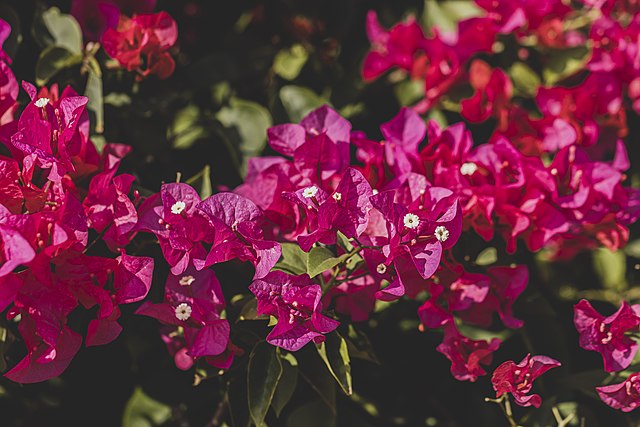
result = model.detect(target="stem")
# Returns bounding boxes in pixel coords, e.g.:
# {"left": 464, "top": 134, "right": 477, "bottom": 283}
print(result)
{"left": 552, "top": 406, "right": 575, "bottom": 427}
{"left": 484, "top": 394, "right": 520, "bottom": 427}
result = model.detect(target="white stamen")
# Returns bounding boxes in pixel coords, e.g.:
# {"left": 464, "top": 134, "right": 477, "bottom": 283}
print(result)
{"left": 179, "top": 275, "right": 195, "bottom": 286}
{"left": 171, "top": 201, "right": 186, "bottom": 214}
{"left": 403, "top": 213, "right": 420, "bottom": 229}
{"left": 332, "top": 192, "right": 342, "bottom": 201}
{"left": 460, "top": 162, "right": 478, "bottom": 176}
{"left": 175, "top": 303, "right": 192, "bottom": 321}
{"left": 302, "top": 186, "right": 318, "bottom": 199}
{"left": 372, "top": 189, "right": 379, "bottom": 195}
{"left": 376, "top": 264, "right": 387, "bottom": 274}
{"left": 35, "top": 98, "right": 49, "bottom": 108}
{"left": 434, "top": 226, "right": 450, "bottom": 242}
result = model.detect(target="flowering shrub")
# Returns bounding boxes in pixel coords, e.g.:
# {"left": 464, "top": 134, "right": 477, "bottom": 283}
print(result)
{"left": 0, "top": 0, "right": 638, "bottom": 425}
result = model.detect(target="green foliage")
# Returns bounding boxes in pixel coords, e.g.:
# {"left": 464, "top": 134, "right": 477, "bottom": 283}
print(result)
{"left": 316, "top": 332, "right": 353, "bottom": 396}
{"left": 273, "top": 44, "right": 309, "bottom": 81}
{"left": 542, "top": 46, "right": 591, "bottom": 85}
{"left": 280, "top": 86, "right": 328, "bottom": 122}
{"left": 122, "top": 388, "right": 171, "bottom": 427}
{"left": 248, "top": 341, "right": 283, "bottom": 426}
{"left": 272, "top": 352, "right": 299, "bottom": 417}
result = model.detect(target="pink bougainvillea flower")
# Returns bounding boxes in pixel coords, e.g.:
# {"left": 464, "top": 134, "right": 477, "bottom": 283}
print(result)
{"left": 457, "top": 265, "right": 528, "bottom": 329}
{"left": 196, "top": 192, "right": 281, "bottom": 279}
{"left": 136, "top": 182, "right": 211, "bottom": 274}
{"left": 574, "top": 299, "right": 640, "bottom": 372}
{"left": 249, "top": 271, "right": 339, "bottom": 351}
{"left": 461, "top": 60, "right": 512, "bottom": 129}
{"left": 597, "top": 372, "right": 640, "bottom": 412}
{"left": 137, "top": 266, "right": 231, "bottom": 368}
{"left": 72, "top": 0, "right": 157, "bottom": 40}
{"left": 491, "top": 353, "right": 561, "bottom": 407}
{"left": 4, "top": 273, "right": 82, "bottom": 383}
{"left": 362, "top": 11, "right": 425, "bottom": 81}
{"left": 101, "top": 11, "right": 177, "bottom": 80}
{"left": 436, "top": 321, "right": 501, "bottom": 382}
{"left": 290, "top": 167, "right": 373, "bottom": 251}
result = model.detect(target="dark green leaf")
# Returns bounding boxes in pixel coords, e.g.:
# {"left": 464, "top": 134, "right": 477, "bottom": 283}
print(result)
{"left": 345, "top": 325, "right": 380, "bottom": 365}
{"left": 543, "top": 46, "right": 590, "bottom": 85}
{"left": 272, "top": 351, "right": 299, "bottom": 417}
{"left": 248, "top": 341, "right": 283, "bottom": 427}
{"left": 316, "top": 332, "right": 352, "bottom": 396}
{"left": 122, "top": 387, "right": 171, "bottom": 427}
{"left": 307, "top": 246, "right": 342, "bottom": 278}
{"left": 286, "top": 400, "right": 336, "bottom": 427}
{"left": 85, "top": 67, "right": 104, "bottom": 134}
{"left": 274, "top": 243, "right": 309, "bottom": 275}
{"left": 35, "top": 45, "right": 82, "bottom": 86}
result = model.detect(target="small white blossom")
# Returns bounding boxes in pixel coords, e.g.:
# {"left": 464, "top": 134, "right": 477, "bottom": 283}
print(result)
{"left": 175, "top": 303, "right": 192, "bottom": 321}
{"left": 302, "top": 186, "right": 319, "bottom": 199}
{"left": 460, "top": 162, "right": 478, "bottom": 176}
{"left": 376, "top": 264, "right": 387, "bottom": 274}
{"left": 332, "top": 192, "right": 342, "bottom": 201}
{"left": 35, "top": 98, "right": 49, "bottom": 108}
{"left": 171, "top": 201, "right": 186, "bottom": 214}
{"left": 434, "top": 226, "right": 450, "bottom": 242}
{"left": 403, "top": 213, "right": 420, "bottom": 229}
{"left": 179, "top": 275, "right": 195, "bottom": 286}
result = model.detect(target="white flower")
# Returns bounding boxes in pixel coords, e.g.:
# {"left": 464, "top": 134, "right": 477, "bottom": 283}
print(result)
{"left": 171, "top": 201, "right": 186, "bottom": 214}
{"left": 434, "top": 226, "right": 450, "bottom": 242}
{"left": 175, "top": 303, "right": 192, "bottom": 321}
{"left": 376, "top": 264, "right": 387, "bottom": 274}
{"left": 179, "top": 275, "right": 195, "bottom": 286}
{"left": 403, "top": 213, "right": 420, "bottom": 229}
{"left": 332, "top": 192, "right": 342, "bottom": 201}
{"left": 35, "top": 98, "right": 49, "bottom": 108}
{"left": 460, "top": 162, "right": 478, "bottom": 176}
{"left": 302, "top": 186, "right": 318, "bottom": 198}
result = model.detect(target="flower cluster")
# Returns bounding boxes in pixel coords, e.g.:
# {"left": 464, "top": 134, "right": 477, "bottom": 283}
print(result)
{"left": 71, "top": 0, "right": 177, "bottom": 80}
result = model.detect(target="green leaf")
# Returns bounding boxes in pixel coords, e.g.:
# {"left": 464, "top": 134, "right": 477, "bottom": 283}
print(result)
{"left": 345, "top": 325, "right": 380, "bottom": 365}
{"left": 280, "top": 86, "right": 328, "bottom": 122}
{"left": 217, "top": 98, "right": 272, "bottom": 157}
{"left": 307, "top": 246, "right": 342, "bottom": 278}
{"left": 168, "top": 104, "right": 206, "bottom": 150}
{"left": 394, "top": 79, "right": 424, "bottom": 106}
{"left": 624, "top": 239, "right": 640, "bottom": 258}
{"left": 35, "top": 45, "right": 82, "bottom": 86}
{"left": 475, "top": 247, "right": 497, "bottom": 266}
{"left": 185, "top": 165, "right": 213, "bottom": 199}
{"left": 273, "top": 44, "right": 309, "bottom": 80}
{"left": 593, "top": 248, "right": 628, "bottom": 291}
{"left": 40, "top": 7, "right": 83, "bottom": 54}
{"left": 509, "top": 62, "right": 540, "bottom": 97}
{"left": 316, "top": 332, "right": 352, "bottom": 396}
{"left": 543, "top": 46, "right": 590, "bottom": 85}
{"left": 85, "top": 68, "right": 104, "bottom": 134}
{"left": 426, "top": 108, "right": 447, "bottom": 128}
{"left": 275, "top": 243, "right": 309, "bottom": 275}
{"left": 286, "top": 400, "right": 336, "bottom": 427}
{"left": 248, "top": 341, "right": 283, "bottom": 427}
{"left": 216, "top": 98, "right": 272, "bottom": 175}
{"left": 272, "top": 352, "right": 299, "bottom": 417}
{"left": 422, "top": 0, "right": 482, "bottom": 33}
{"left": 122, "top": 387, "right": 171, "bottom": 427}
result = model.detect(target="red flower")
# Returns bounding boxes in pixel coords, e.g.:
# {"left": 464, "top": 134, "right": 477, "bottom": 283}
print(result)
{"left": 102, "top": 11, "right": 177, "bottom": 80}
{"left": 491, "top": 354, "right": 561, "bottom": 407}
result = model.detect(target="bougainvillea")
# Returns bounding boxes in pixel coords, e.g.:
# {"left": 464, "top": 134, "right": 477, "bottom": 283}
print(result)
{"left": 0, "top": 0, "right": 638, "bottom": 425}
